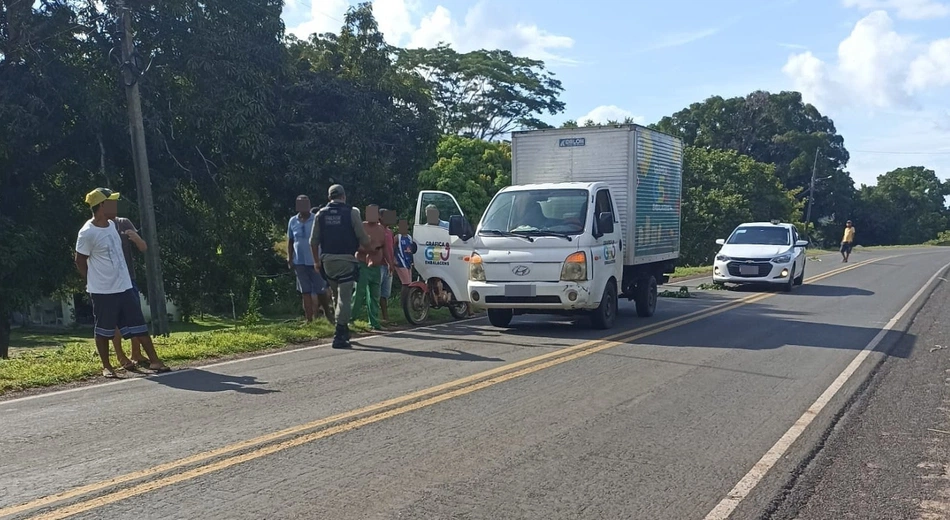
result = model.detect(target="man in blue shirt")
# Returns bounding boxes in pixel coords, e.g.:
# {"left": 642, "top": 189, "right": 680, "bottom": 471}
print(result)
{"left": 288, "top": 195, "right": 331, "bottom": 323}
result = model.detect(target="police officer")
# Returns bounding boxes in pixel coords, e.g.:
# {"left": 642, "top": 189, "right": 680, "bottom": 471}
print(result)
{"left": 310, "top": 184, "right": 371, "bottom": 348}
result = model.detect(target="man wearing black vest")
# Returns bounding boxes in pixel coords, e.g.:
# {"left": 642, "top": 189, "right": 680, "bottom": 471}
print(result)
{"left": 310, "top": 184, "right": 371, "bottom": 348}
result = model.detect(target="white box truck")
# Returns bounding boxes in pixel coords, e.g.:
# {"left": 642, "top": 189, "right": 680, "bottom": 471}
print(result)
{"left": 408, "top": 124, "right": 683, "bottom": 329}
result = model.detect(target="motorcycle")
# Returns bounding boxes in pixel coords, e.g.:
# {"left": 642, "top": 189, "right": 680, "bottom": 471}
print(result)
{"left": 401, "top": 272, "right": 470, "bottom": 325}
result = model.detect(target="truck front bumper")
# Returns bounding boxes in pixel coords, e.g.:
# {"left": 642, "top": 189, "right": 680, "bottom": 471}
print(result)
{"left": 468, "top": 281, "right": 596, "bottom": 310}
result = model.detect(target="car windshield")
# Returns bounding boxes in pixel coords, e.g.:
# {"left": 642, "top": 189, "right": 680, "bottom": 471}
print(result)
{"left": 480, "top": 189, "right": 588, "bottom": 235}
{"left": 727, "top": 226, "right": 791, "bottom": 246}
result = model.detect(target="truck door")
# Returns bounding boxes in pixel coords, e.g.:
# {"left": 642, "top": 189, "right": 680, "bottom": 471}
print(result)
{"left": 591, "top": 188, "right": 623, "bottom": 298}
{"left": 412, "top": 191, "right": 474, "bottom": 302}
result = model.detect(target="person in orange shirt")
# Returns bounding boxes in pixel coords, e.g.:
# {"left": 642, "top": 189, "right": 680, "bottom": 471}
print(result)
{"left": 841, "top": 220, "right": 855, "bottom": 262}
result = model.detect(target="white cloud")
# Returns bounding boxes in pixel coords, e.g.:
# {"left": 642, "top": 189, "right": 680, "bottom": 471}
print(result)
{"left": 286, "top": 1, "right": 575, "bottom": 64}
{"left": 781, "top": 10, "right": 940, "bottom": 111}
{"left": 648, "top": 28, "right": 722, "bottom": 51}
{"left": 576, "top": 106, "right": 645, "bottom": 125}
{"left": 842, "top": 0, "right": 950, "bottom": 19}
{"left": 907, "top": 38, "right": 950, "bottom": 92}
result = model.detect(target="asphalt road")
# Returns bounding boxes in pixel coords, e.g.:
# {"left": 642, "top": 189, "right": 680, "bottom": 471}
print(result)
{"left": 1, "top": 247, "right": 948, "bottom": 520}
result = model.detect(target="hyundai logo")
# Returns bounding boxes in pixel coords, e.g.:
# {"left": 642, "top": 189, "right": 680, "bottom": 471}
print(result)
{"left": 512, "top": 265, "right": 530, "bottom": 276}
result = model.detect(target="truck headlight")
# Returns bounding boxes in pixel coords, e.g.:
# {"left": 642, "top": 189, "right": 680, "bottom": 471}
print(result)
{"left": 771, "top": 254, "right": 792, "bottom": 264}
{"left": 469, "top": 253, "right": 486, "bottom": 281}
{"left": 560, "top": 251, "right": 587, "bottom": 281}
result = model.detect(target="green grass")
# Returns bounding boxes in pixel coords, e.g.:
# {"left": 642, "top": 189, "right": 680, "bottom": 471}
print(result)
{"left": 671, "top": 266, "right": 712, "bottom": 279}
{"left": 1, "top": 306, "right": 453, "bottom": 396}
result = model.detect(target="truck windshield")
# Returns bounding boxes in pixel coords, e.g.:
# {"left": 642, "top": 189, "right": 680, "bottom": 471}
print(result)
{"left": 727, "top": 226, "right": 790, "bottom": 246}
{"left": 480, "top": 189, "right": 589, "bottom": 236}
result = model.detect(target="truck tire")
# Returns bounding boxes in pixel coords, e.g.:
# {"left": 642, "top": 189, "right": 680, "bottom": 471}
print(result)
{"left": 590, "top": 280, "right": 618, "bottom": 330}
{"left": 487, "top": 309, "right": 513, "bottom": 328}
{"left": 634, "top": 275, "right": 658, "bottom": 318}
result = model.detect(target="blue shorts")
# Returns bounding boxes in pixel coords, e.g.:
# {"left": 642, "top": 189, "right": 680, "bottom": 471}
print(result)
{"left": 380, "top": 266, "right": 392, "bottom": 299}
{"left": 294, "top": 265, "right": 327, "bottom": 295}
{"left": 130, "top": 279, "right": 139, "bottom": 296}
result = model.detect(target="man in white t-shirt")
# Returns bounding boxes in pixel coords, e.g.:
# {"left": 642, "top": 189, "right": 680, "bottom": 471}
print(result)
{"left": 75, "top": 188, "right": 170, "bottom": 378}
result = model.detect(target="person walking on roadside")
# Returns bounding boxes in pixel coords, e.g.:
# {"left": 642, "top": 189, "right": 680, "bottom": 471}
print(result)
{"left": 841, "top": 220, "right": 855, "bottom": 263}
{"left": 288, "top": 195, "right": 332, "bottom": 323}
{"left": 351, "top": 204, "right": 387, "bottom": 331}
{"left": 310, "top": 185, "right": 371, "bottom": 349}
{"left": 107, "top": 206, "right": 149, "bottom": 371}
{"left": 378, "top": 208, "right": 396, "bottom": 324}
{"left": 75, "top": 188, "right": 170, "bottom": 377}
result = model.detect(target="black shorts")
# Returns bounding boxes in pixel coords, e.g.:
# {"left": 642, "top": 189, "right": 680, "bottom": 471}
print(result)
{"left": 840, "top": 242, "right": 853, "bottom": 254}
{"left": 90, "top": 289, "right": 149, "bottom": 339}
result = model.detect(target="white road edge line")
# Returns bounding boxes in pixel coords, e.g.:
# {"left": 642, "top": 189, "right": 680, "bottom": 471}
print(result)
{"left": 0, "top": 316, "right": 488, "bottom": 406}
{"left": 704, "top": 259, "right": 950, "bottom": 520}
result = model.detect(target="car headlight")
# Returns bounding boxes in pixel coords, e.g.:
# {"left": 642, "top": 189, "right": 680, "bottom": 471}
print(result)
{"left": 469, "top": 253, "right": 486, "bottom": 281}
{"left": 560, "top": 251, "right": 587, "bottom": 281}
{"left": 771, "top": 254, "right": 792, "bottom": 264}
{"left": 716, "top": 254, "right": 730, "bottom": 262}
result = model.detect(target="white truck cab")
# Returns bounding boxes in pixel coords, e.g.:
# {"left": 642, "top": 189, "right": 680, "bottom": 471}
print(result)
{"left": 449, "top": 182, "right": 623, "bottom": 329}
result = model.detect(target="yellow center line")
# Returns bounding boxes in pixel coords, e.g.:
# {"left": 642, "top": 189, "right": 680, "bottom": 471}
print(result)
{"left": 5, "top": 256, "right": 886, "bottom": 519}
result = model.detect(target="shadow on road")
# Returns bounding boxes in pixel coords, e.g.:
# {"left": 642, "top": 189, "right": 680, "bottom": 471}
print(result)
{"left": 616, "top": 301, "right": 914, "bottom": 359}
{"left": 351, "top": 343, "right": 505, "bottom": 362}
{"left": 148, "top": 369, "right": 280, "bottom": 395}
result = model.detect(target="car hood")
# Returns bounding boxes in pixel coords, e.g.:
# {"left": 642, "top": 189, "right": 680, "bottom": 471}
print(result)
{"left": 718, "top": 244, "right": 792, "bottom": 258}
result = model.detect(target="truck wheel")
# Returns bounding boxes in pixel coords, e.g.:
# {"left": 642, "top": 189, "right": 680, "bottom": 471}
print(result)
{"left": 591, "top": 281, "right": 618, "bottom": 329}
{"left": 487, "top": 309, "right": 513, "bottom": 328}
{"left": 634, "top": 275, "right": 658, "bottom": 318}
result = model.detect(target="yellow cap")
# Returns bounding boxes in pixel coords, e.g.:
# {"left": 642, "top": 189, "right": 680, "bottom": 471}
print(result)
{"left": 85, "top": 188, "right": 120, "bottom": 207}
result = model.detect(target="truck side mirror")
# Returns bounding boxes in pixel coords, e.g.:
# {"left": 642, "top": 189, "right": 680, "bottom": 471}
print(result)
{"left": 595, "top": 212, "right": 614, "bottom": 237}
{"left": 449, "top": 215, "right": 474, "bottom": 241}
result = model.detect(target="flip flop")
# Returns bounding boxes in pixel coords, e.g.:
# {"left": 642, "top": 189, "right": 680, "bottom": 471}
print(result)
{"left": 120, "top": 363, "right": 139, "bottom": 372}
{"left": 150, "top": 366, "right": 172, "bottom": 373}
{"left": 103, "top": 369, "right": 118, "bottom": 378}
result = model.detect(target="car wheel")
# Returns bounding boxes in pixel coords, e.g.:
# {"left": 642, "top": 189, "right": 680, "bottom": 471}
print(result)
{"left": 783, "top": 270, "right": 794, "bottom": 292}
{"left": 794, "top": 260, "right": 805, "bottom": 286}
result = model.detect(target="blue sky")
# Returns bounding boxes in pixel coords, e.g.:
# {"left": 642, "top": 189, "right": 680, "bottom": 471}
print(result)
{"left": 282, "top": 0, "right": 950, "bottom": 187}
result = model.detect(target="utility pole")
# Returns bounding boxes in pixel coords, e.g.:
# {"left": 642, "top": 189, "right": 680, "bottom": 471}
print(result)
{"left": 115, "top": 0, "right": 170, "bottom": 336}
{"left": 804, "top": 148, "right": 820, "bottom": 241}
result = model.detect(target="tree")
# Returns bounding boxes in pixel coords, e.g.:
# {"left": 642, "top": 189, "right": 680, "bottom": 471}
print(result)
{"left": 280, "top": 2, "right": 439, "bottom": 214}
{"left": 398, "top": 45, "right": 565, "bottom": 140}
{"left": 653, "top": 90, "right": 854, "bottom": 242}
{"left": 679, "top": 147, "right": 802, "bottom": 266}
{"left": 852, "top": 167, "right": 949, "bottom": 246}
{"left": 560, "top": 117, "right": 638, "bottom": 128}
{"left": 418, "top": 136, "right": 511, "bottom": 222}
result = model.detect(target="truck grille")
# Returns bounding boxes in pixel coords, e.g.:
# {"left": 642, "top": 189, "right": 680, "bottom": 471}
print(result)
{"left": 726, "top": 261, "right": 772, "bottom": 278}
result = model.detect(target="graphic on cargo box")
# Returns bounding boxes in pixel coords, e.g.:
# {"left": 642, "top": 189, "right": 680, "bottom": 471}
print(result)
{"left": 424, "top": 242, "right": 451, "bottom": 265}
{"left": 635, "top": 130, "right": 682, "bottom": 257}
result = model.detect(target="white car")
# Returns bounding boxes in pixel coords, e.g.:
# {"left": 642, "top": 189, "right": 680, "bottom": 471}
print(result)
{"left": 712, "top": 221, "right": 809, "bottom": 292}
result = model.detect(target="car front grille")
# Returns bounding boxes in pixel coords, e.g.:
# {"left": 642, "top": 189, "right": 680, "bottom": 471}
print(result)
{"left": 726, "top": 261, "right": 772, "bottom": 277}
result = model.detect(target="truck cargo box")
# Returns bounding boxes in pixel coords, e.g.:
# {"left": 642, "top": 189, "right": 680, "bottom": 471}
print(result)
{"left": 510, "top": 125, "right": 683, "bottom": 265}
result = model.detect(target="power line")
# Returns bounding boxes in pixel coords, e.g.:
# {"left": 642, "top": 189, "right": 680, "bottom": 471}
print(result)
{"left": 851, "top": 150, "right": 950, "bottom": 155}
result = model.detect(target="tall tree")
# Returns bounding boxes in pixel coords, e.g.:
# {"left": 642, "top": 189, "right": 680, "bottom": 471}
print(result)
{"left": 653, "top": 90, "right": 854, "bottom": 243}
{"left": 280, "top": 2, "right": 439, "bottom": 214}
{"left": 398, "top": 45, "right": 564, "bottom": 140}
{"left": 418, "top": 136, "right": 511, "bottom": 222}
{"left": 679, "top": 146, "right": 802, "bottom": 266}
{"left": 852, "top": 167, "right": 949, "bottom": 246}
